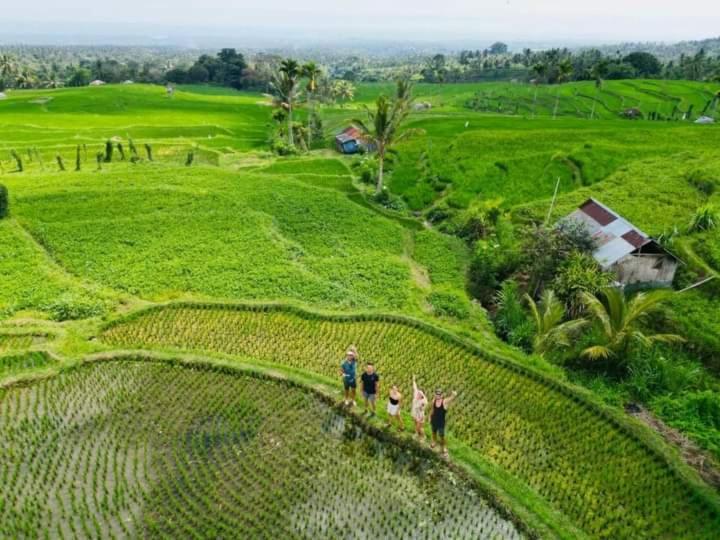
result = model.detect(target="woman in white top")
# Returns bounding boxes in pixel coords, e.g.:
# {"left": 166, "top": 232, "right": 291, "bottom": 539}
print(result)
{"left": 411, "top": 375, "right": 428, "bottom": 441}
{"left": 386, "top": 385, "right": 403, "bottom": 430}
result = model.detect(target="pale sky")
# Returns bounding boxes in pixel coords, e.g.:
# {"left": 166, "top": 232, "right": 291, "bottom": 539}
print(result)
{"left": 2, "top": 0, "right": 719, "bottom": 44}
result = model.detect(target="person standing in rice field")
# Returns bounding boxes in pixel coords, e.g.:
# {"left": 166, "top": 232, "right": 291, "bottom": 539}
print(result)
{"left": 430, "top": 389, "right": 457, "bottom": 458}
{"left": 411, "top": 375, "right": 428, "bottom": 441}
{"left": 339, "top": 346, "right": 358, "bottom": 407}
{"left": 360, "top": 362, "right": 380, "bottom": 417}
{"left": 386, "top": 385, "right": 403, "bottom": 431}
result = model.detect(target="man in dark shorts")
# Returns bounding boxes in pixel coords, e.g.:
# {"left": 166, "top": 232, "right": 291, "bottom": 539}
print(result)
{"left": 430, "top": 389, "right": 457, "bottom": 458}
{"left": 360, "top": 363, "right": 380, "bottom": 417}
{"left": 339, "top": 347, "right": 358, "bottom": 407}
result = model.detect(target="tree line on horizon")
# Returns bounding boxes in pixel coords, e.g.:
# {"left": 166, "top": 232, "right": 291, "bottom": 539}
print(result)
{"left": 1, "top": 40, "right": 719, "bottom": 92}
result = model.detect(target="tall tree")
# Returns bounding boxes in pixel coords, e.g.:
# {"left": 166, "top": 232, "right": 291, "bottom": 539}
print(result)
{"left": 553, "top": 59, "right": 573, "bottom": 119}
{"left": 581, "top": 288, "right": 683, "bottom": 362}
{"left": 353, "top": 80, "right": 415, "bottom": 193}
{"left": 269, "top": 59, "right": 302, "bottom": 147}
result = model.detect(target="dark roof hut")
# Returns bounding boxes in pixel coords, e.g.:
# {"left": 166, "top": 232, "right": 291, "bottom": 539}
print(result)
{"left": 562, "top": 198, "right": 681, "bottom": 287}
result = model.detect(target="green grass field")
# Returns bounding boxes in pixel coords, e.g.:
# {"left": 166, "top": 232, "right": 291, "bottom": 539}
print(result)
{"left": 2, "top": 80, "right": 720, "bottom": 539}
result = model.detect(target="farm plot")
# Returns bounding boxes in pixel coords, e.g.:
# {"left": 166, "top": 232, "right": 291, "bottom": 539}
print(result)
{"left": 0, "top": 358, "right": 522, "bottom": 539}
{"left": 0, "top": 351, "right": 54, "bottom": 379}
{"left": 102, "top": 304, "right": 720, "bottom": 539}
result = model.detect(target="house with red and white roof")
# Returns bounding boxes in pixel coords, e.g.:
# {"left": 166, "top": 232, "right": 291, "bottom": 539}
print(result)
{"left": 335, "top": 126, "right": 376, "bottom": 154}
{"left": 564, "top": 198, "right": 681, "bottom": 287}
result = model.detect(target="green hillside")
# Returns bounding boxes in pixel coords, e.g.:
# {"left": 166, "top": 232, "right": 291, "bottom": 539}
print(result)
{"left": 2, "top": 81, "right": 720, "bottom": 539}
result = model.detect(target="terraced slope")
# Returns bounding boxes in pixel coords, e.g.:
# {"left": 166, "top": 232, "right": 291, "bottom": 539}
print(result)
{"left": 0, "top": 358, "right": 521, "bottom": 539}
{"left": 102, "top": 304, "right": 720, "bottom": 539}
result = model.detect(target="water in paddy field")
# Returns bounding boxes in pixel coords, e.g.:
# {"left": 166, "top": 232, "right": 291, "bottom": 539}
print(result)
{"left": 0, "top": 360, "right": 523, "bottom": 539}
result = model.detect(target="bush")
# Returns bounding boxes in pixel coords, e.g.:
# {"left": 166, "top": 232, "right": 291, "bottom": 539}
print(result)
{"left": 688, "top": 204, "right": 718, "bottom": 232}
{"left": 427, "top": 288, "right": 470, "bottom": 319}
{"left": 552, "top": 252, "right": 613, "bottom": 317}
{"left": 493, "top": 280, "right": 533, "bottom": 351}
{"left": 686, "top": 169, "right": 718, "bottom": 197}
{"left": 0, "top": 184, "right": 8, "bottom": 219}
{"left": 625, "top": 347, "right": 703, "bottom": 402}
{"left": 41, "top": 294, "right": 105, "bottom": 321}
{"left": 270, "top": 139, "right": 299, "bottom": 156}
{"left": 372, "top": 188, "right": 406, "bottom": 211}
{"left": 468, "top": 221, "right": 522, "bottom": 304}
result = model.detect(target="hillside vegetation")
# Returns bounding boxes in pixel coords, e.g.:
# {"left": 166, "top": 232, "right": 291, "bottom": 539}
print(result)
{"left": 2, "top": 80, "right": 720, "bottom": 539}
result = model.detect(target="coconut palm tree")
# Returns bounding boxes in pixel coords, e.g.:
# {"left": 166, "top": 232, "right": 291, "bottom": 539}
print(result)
{"left": 15, "top": 68, "right": 36, "bottom": 89}
{"left": 525, "top": 290, "right": 587, "bottom": 356}
{"left": 301, "top": 62, "right": 322, "bottom": 100}
{"left": 269, "top": 59, "right": 302, "bottom": 147}
{"left": 332, "top": 80, "right": 355, "bottom": 106}
{"left": 581, "top": 288, "right": 684, "bottom": 362}
{"left": 0, "top": 54, "right": 16, "bottom": 78}
{"left": 352, "top": 80, "right": 415, "bottom": 193}
{"left": 552, "top": 59, "right": 573, "bottom": 119}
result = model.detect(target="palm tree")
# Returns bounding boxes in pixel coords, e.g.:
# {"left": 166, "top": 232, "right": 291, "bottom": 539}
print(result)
{"left": 301, "top": 62, "right": 322, "bottom": 99}
{"left": 553, "top": 59, "right": 573, "bottom": 119}
{"left": 525, "top": 290, "right": 587, "bottom": 356}
{"left": 269, "top": 59, "right": 302, "bottom": 146}
{"left": 530, "top": 63, "right": 546, "bottom": 118}
{"left": 15, "top": 68, "right": 36, "bottom": 89}
{"left": 352, "top": 80, "right": 415, "bottom": 193}
{"left": 581, "top": 288, "right": 684, "bottom": 362}
{"left": 332, "top": 80, "right": 355, "bottom": 106}
{"left": 0, "top": 54, "right": 16, "bottom": 77}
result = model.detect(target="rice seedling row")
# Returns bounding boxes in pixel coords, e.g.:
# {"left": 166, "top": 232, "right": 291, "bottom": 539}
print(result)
{"left": 101, "top": 304, "right": 720, "bottom": 539}
{"left": 0, "top": 358, "right": 522, "bottom": 539}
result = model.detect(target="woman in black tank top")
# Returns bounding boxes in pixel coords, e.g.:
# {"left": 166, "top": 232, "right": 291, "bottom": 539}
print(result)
{"left": 429, "top": 389, "right": 457, "bottom": 458}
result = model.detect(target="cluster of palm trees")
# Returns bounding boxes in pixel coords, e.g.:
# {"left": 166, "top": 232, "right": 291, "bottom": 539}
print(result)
{"left": 0, "top": 54, "right": 57, "bottom": 90}
{"left": 526, "top": 287, "right": 683, "bottom": 363}
{"left": 269, "top": 59, "right": 357, "bottom": 148}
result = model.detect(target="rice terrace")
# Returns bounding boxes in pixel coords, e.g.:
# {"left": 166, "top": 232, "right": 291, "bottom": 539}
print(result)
{"left": 2, "top": 5, "right": 720, "bottom": 539}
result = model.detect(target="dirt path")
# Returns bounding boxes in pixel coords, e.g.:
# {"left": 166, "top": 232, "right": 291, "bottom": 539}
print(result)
{"left": 626, "top": 403, "right": 720, "bottom": 490}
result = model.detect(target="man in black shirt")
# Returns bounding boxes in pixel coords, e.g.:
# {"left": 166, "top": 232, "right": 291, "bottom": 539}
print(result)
{"left": 360, "top": 363, "right": 380, "bottom": 417}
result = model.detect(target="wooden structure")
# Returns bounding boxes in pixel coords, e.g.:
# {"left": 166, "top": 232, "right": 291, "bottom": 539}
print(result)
{"left": 563, "top": 198, "right": 681, "bottom": 287}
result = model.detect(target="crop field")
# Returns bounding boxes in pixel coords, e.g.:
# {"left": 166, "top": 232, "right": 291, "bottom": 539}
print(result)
{"left": 0, "top": 358, "right": 522, "bottom": 539}
{"left": 0, "top": 159, "right": 473, "bottom": 322}
{"left": 389, "top": 113, "right": 720, "bottom": 210}
{"left": 0, "top": 85, "right": 270, "bottom": 165}
{"left": 3, "top": 80, "right": 720, "bottom": 539}
{"left": 101, "top": 304, "right": 720, "bottom": 539}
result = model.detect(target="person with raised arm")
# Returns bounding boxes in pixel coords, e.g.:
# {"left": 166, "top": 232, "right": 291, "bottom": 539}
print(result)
{"left": 411, "top": 375, "right": 428, "bottom": 441}
{"left": 429, "top": 388, "right": 458, "bottom": 458}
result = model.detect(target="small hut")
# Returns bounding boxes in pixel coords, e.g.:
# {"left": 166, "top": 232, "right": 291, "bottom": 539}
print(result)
{"left": 621, "top": 108, "right": 643, "bottom": 120}
{"left": 695, "top": 116, "right": 715, "bottom": 125}
{"left": 89, "top": 80, "right": 106, "bottom": 86}
{"left": 0, "top": 92, "right": 7, "bottom": 100}
{"left": 335, "top": 126, "right": 364, "bottom": 154}
{"left": 562, "top": 198, "right": 681, "bottom": 287}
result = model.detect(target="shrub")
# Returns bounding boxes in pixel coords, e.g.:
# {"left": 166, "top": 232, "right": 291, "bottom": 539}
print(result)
{"left": 270, "top": 138, "right": 299, "bottom": 156}
{"left": 552, "top": 252, "right": 613, "bottom": 317}
{"left": 0, "top": 184, "right": 8, "bottom": 219}
{"left": 372, "top": 188, "right": 406, "bottom": 211}
{"left": 493, "top": 280, "right": 533, "bottom": 351}
{"left": 625, "top": 347, "right": 703, "bottom": 402}
{"left": 688, "top": 204, "right": 718, "bottom": 232}
{"left": 686, "top": 169, "right": 718, "bottom": 197}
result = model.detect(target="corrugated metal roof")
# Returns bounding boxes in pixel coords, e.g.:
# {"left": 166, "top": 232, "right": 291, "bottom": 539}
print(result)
{"left": 580, "top": 200, "right": 616, "bottom": 226}
{"left": 564, "top": 198, "right": 665, "bottom": 268}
